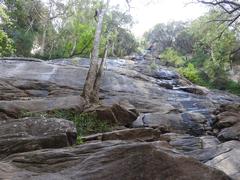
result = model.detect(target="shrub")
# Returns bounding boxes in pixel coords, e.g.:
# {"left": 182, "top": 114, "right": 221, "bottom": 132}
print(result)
{"left": 178, "top": 63, "right": 200, "bottom": 83}
{"left": 224, "top": 80, "right": 240, "bottom": 96}
{"left": 0, "top": 30, "right": 15, "bottom": 56}
{"left": 160, "top": 48, "right": 185, "bottom": 67}
{"left": 149, "top": 60, "right": 158, "bottom": 70}
{"left": 48, "top": 110, "right": 112, "bottom": 136}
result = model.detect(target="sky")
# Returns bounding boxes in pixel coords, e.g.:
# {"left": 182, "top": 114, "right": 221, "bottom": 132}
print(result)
{"left": 110, "top": 0, "right": 208, "bottom": 37}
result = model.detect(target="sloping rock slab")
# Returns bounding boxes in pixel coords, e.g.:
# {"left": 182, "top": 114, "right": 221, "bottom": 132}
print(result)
{"left": 160, "top": 133, "right": 203, "bottom": 152}
{"left": 0, "top": 96, "right": 85, "bottom": 119}
{"left": 132, "top": 112, "right": 206, "bottom": 136}
{"left": 187, "top": 140, "right": 240, "bottom": 179}
{"left": 0, "top": 117, "right": 77, "bottom": 158}
{"left": 1, "top": 141, "right": 230, "bottom": 180}
{"left": 177, "top": 86, "right": 209, "bottom": 95}
{"left": 160, "top": 133, "right": 221, "bottom": 153}
{"left": 153, "top": 68, "right": 180, "bottom": 80}
{"left": 82, "top": 128, "right": 160, "bottom": 142}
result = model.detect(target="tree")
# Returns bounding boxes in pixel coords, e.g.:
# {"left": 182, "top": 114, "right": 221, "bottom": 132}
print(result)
{"left": 82, "top": 0, "right": 131, "bottom": 105}
{"left": 196, "top": 0, "right": 240, "bottom": 64}
{"left": 0, "top": 30, "right": 15, "bottom": 56}
{"left": 197, "top": 0, "right": 240, "bottom": 24}
{"left": 3, "top": 0, "right": 45, "bottom": 56}
{"left": 81, "top": 0, "right": 110, "bottom": 105}
{"left": 112, "top": 28, "right": 138, "bottom": 57}
{"left": 144, "top": 21, "right": 191, "bottom": 56}
{"left": 0, "top": 3, "right": 15, "bottom": 56}
{"left": 103, "top": 9, "right": 137, "bottom": 57}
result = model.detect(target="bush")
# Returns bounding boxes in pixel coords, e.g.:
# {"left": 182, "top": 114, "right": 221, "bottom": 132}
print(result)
{"left": 178, "top": 63, "right": 201, "bottom": 83}
{"left": 160, "top": 48, "right": 185, "bottom": 67}
{"left": 224, "top": 80, "right": 240, "bottom": 96}
{"left": 0, "top": 30, "right": 15, "bottom": 56}
{"left": 48, "top": 110, "right": 112, "bottom": 136}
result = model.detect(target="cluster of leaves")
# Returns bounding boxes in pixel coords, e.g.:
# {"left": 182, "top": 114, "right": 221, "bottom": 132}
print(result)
{"left": 2, "top": 0, "right": 45, "bottom": 56}
{"left": 0, "top": 4, "right": 15, "bottom": 56}
{"left": 178, "top": 63, "right": 200, "bottom": 83}
{"left": 0, "top": 30, "right": 15, "bottom": 56}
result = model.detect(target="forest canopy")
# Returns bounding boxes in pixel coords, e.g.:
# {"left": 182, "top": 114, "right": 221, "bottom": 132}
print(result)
{"left": 0, "top": 0, "right": 138, "bottom": 59}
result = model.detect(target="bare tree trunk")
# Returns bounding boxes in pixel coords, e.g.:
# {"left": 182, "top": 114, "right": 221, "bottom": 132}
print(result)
{"left": 111, "top": 42, "right": 117, "bottom": 57}
{"left": 70, "top": 38, "right": 77, "bottom": 57}
{"left": 91, "top": 42, "right": 109, "bottom": 103}
{"left": 40, "top": 27, "right": 47, "bottom": 56}
{"left": 82, "top": 0, "right": 110, "bottom": 104}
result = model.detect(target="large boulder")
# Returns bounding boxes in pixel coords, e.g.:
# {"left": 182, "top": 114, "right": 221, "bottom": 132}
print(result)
{"left": 217, "top": 123, "right": 240, "bottom": 141}
{"left": 153, "top": 68, "right": 180, "bottom": 80}
{"left": 213, "top": 105, "right": 240, "bottom": 141}
{"left": 0, "top": 117, "right": 77, "bottom": 158}
{"left": 1, "top": 141, "right": 230, "bottom": 180}
{"left": 88, "top": 104, "right": 139, "bottom": 126}
{"left": 132, "top": 112, "right": 207, "bottom": 136}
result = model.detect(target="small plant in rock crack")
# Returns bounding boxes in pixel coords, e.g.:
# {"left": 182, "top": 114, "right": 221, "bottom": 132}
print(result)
{"left": 48, "top": 110, "right": 112, "bottom": 136}
{"left": 76, "top": 136, "right": 83, "bottom": 145}
{"left": 18, "top": 110, "right": 48, "bottom": 119}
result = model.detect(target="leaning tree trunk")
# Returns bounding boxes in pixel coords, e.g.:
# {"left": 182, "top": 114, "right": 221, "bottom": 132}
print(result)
{"left": 91, "top": 42, "right": 109, "bottom": 103}
{"left": 40, "top": 27, "right": 47, "bottom": 56}
{"left": 70, "top": 38, "right": 77, "bottom": 57}
{"left": 82, "top": 0, "right": 110, "bottom": 104}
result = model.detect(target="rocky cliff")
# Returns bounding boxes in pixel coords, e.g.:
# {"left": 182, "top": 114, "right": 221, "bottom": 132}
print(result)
{"left": 0, "top": 57, "right": 240, "bottom": 180}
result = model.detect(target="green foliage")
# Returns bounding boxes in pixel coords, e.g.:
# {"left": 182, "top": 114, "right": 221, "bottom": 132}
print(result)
{"left": 147, "top": 10, "right": 240, "bottom": 96}
{"left": 144, "top": 21, "right": 192, "bottom": 55}
{"left": 44, "top": 23, "right": 95, "bottom": 59}
{"left": 111, "top": 28, "right": 139, "bottom": 57}
{"left": 0, "top": 0, "right": 137, "bottom": 58}
{"left": 3, "top": 0, "right": 45, "bottom": 56}
{"left": 178, "top": 63, "right": 200, "bottom": 83}
{"left": 189, "top": 10, "right": 236, "bottom": 82}
{"left": 190, "top": 43, "right": 209, "bottom": 67}
{"left": 160, "top": 48, "right": 185, "bottom": 67}
{"left": 0, "top": 30, "right": 15, "bottom": 56}
{"left": 149, "top": 60, "right": 158, "bottom": 70}
{"left": 50, "top": 110, "right": 111, "bottom": 136}
{"left": 224, "top": 80, "right": 240, "bottom": 96}
{"left": 73, "top": 113, "right": 111, "bottom": 136}
{"left": 76, "top": 136, "right": 83, "bottom": 145}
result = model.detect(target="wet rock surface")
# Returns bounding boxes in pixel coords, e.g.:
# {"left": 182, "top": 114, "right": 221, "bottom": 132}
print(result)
{"left": 0, "top": 57, "right": 240, "bottom": 179}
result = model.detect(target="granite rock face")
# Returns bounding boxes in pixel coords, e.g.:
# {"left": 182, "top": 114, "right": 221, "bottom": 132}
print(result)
{"left": 1, "top": 141, "right": 231, "bottom": 180}
{"left": 0, "top": 57, "right": 240, "bottom": 179}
